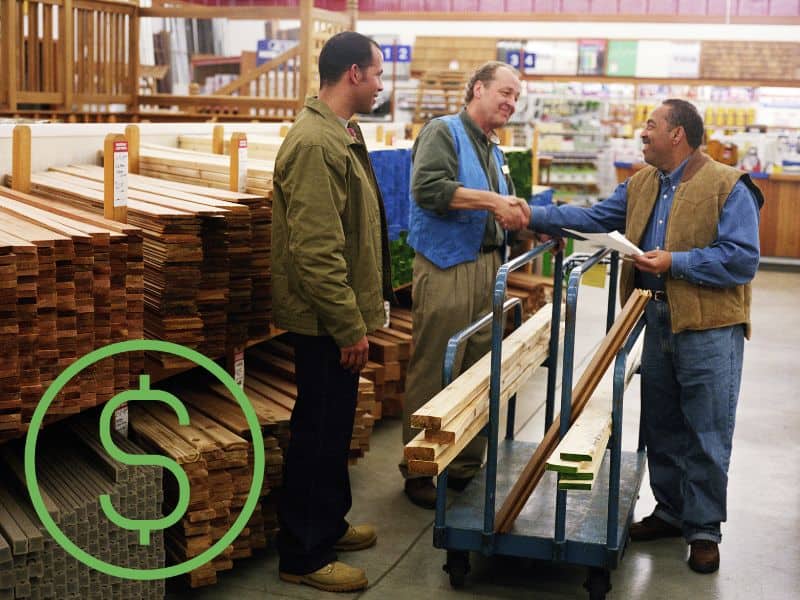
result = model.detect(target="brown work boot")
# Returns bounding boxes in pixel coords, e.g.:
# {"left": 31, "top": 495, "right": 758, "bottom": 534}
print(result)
{"left": 404, "top": 477, "right": 436, "bottom": 509}
{"left": 334, "top": 524, "right": 377, "bottom": 551}
{"left": 279, "top": 561, "right": 368, "bottom": 592}
{"left": 630, "top": 514, "right": 683, "bottom": 541}
{"left": 688, "top": 540, "right": 720, "bottom": 574}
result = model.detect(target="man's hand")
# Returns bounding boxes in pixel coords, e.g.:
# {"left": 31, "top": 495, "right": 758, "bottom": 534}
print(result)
{"left": 340, "top": 335, "right": 369, "bottom": 373}
{"left": 495, "top": 195, "right": 530, "bottom": 231}
{"left": 632, "top": 250, "right": 672, "bottom": 274}
{"left": 535, "top": 233, "right": 567, "bottom": 253}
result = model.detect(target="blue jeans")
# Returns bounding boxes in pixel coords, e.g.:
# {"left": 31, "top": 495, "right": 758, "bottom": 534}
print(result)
{"left": 641, "top": 299, "right": 744, "bottom": 543}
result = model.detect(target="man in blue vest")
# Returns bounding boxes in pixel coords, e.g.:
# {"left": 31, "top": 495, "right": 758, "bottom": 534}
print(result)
{"left": 401, "top": 61, "right": 530, "bottom": 508}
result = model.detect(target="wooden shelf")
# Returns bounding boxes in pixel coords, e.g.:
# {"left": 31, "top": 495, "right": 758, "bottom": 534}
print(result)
{"left": 521, "top": 74, "right": 800, "bottom": 89}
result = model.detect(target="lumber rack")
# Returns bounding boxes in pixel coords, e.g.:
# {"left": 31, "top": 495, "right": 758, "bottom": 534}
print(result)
{"left": 433, "top": 246, "right": 648, "bottom": 600}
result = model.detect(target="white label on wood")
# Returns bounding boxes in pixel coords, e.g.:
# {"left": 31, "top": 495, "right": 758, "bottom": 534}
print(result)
{"left": 237, "top": 140, "right": 248, "bottom": 193}
{"left": 113, "top": 141, "right": 129, "bottom": 207}
{"left": 234, "top": 349, "right": 245, "bottom": 388}
{"left": 114, "top": 403, "right": 129, "bottom": 437}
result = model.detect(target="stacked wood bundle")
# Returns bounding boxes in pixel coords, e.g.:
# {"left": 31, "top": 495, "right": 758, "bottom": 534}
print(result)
{"left": 405, "top": 304, "right": 554, "bottom": 476}
{"left": 178, "top": 134, "right": 285, "bottom": 162}
{"left": 506, "top": 271, "right": 553, "bottom": 319}
{"left": 495, "top": 289, "right": 651, "bottom": 533}
{"left": 70, "top": 162, "right": 273, "bottom": 341}
{"left": 128, "top": 399, "right": 258, "bottom": 588}
{"left": 366, "top": 310, "right": 415, "bottom": 418}
{"left": 138, "top": 144, "right": 274, "bottom": 198}
{"left": 0, "top": 421, "right": 165, "bottom": 600}
{"left": 0, "top": 187, "right": 144, "bottom": 442}
{"left": 545, "top": 332, "right": 643, "bottom": 491}
{"left": 9, "top": 166, "right": 271, "bottom": 366}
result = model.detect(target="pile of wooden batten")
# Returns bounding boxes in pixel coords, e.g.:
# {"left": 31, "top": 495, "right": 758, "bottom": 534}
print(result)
{"left": 127, "top": 339, "right": 377, "bottom": 588}
{"left": 0, "top": 419, "right": 165, "bottom": 600}
{"left": 7, "top": 164, "right": 272, "bottom": 368}
{"left": 0, "top": 186, "right": 144, "bottom": 442}
{"left": 405, "top": 304, "right": 554, "bottom": 476}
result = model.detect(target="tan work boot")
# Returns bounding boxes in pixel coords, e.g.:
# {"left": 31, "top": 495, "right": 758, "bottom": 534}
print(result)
{"left": 334, "top": 524, "right": 377, "bottom": 551}
{"left": 280, "top": 561, "right": 368, "bottom": 592}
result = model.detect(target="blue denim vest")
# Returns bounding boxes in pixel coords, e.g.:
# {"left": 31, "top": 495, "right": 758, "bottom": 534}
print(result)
{"left": 408, "top": 114, "right": 509, "bottom": 269}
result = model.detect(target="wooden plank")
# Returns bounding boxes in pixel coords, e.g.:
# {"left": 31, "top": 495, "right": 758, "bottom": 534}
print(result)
{"left": 411, "top": 305, "right": 552, "bottom": 430}
{"left": 494, "top": 289, "right": 651, "bottom": 534}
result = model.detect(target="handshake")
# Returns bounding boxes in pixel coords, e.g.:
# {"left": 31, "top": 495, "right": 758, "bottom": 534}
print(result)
{"left": 493, "top": 194, "right": 531, "bottom": 231}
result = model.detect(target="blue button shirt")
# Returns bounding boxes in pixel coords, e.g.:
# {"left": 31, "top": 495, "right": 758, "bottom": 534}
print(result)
{"left": 530, "top": 161, "right": 761, "bottom": 290}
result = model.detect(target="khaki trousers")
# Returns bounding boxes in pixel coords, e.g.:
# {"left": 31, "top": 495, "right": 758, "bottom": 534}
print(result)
{"left": 399, "top": 250, "right": 501, "bottom": 480}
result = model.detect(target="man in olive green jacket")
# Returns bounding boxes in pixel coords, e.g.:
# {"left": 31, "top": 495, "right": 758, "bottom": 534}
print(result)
{"left": 272, "top": 32, "right": 392, "bottom": 593}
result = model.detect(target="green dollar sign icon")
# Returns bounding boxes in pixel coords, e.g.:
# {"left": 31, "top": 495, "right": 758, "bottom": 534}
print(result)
{"left": 98, "top": 374, "right": 191, "bottom": 546}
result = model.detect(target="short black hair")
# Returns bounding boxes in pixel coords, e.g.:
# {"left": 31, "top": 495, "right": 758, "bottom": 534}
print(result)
{"left": 662, "top": 98, "right": 704, "bottom": 149}
{"left": 318, "top": 32, "right": 380, "bottom": 88}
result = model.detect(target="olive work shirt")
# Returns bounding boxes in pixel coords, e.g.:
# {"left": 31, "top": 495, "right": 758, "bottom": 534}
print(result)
{"left": 410, "top": 110, "right": 515, "bottom": 250}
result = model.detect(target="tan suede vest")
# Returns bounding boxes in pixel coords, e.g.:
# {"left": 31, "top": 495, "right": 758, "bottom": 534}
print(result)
{"left": 621, "top": 151, "right": 761, "bottom": 337}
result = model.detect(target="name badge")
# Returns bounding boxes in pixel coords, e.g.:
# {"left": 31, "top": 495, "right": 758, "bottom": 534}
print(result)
{"left": 501, "top": 164, "right": 510, "bottom": 175}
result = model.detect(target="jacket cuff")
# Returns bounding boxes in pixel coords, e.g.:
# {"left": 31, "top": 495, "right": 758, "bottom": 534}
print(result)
{"left": 670, "top": 251, "right": 690, "bottom": 280}
{"left": 333, "top": 322, "right": 368, "bottom": 349}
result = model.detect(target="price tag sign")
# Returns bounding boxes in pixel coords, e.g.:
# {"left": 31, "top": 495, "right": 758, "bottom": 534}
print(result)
{"left": 114, "top": 403, "right": 129, "bottom": 437}
{"left": 234, "top": 348, "right": 245, "bottom": 388}
{"left": 113, "top": 140, "right": 128, "bottom": 208}
{"left": 237, "top": 139, "right": 248, "bottom": 193}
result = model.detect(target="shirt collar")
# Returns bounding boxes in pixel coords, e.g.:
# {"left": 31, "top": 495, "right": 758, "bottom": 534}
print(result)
{"left": 303, "top": 96, "right": 361, "bottom": 145}
{"left": 660, "top": 156, "right": 690, "bottom": 188}
{"left": 459, "top": 110, "right": 498, "bottom": 145}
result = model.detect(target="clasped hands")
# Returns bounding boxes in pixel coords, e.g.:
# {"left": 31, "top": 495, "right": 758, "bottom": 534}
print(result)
{"left": 494, "top": 195, "right": 530, "bottom": 231}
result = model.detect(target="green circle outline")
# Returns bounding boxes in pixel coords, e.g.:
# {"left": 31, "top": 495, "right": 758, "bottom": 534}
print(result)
{"left": 24, "top": 340, "right": 266, "bottom": 581}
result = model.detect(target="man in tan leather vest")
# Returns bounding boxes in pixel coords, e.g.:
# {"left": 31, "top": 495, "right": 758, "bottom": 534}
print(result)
{"left": 529, "top": 99, "right": 763, "bottom": 574}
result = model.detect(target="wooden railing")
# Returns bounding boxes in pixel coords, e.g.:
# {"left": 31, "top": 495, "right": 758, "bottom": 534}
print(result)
{"left": 136, "top": 1, "right": 351, "bottom": 119}
{"left": 0, "top": 0, "right": 138, "bottom": 113}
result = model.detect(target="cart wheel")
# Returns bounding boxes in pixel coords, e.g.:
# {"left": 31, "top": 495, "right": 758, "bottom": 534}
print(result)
{"left": 583, "top": 567, "right": 611, "bottom": 600}
{"left": 443, "top": 550, "right": 470, "bottom": 588}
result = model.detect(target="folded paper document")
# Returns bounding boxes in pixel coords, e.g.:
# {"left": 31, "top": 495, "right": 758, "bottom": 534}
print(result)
{"left": 563, "top": 229, "right": 643, "bottom": 256}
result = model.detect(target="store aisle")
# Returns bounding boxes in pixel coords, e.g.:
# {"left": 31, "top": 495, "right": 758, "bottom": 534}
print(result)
{"left": 171, "top": 267, "right": 800, "bottom": 600}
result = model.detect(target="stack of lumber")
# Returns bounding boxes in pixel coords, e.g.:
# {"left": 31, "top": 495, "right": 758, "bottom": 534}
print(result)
{"left": 9, "top": 165, "right": 271, "bottom": 365}
{"left": 506, "top": 271, "right": 553, "bottom": 319}
{"left": 0, "top": 420, "right": 165, "bottom": 600}
{"left": 128, "top": 397, "right": 262, "bottom": 588}
{"left": 544, "top": 401, "right": 612, "bottom": 491}
{"left": 545, "top": 331, "right": 643, "bottom": 491}
{"left": 138, "top": 144, "right": 274, "bottom": 198}
{"left": 246, "top": 338, "right": 378, "bottom": 462}
{"left": 0, "top": 187, "right": 144, "bottom": 442}
{"left": 370, "top": 310, "right": 415, "bottom": 418}
{"left": 49, "top": 164, "right": 272, "bottom": 345}
{"left": 179, "top": 134, "right": 285, "bottom": 162}
{"left": 405, "top": 305, "right": 554, "bottom": 476}
{"left": 495, "top": 289, "right": 651, "bottom": 533}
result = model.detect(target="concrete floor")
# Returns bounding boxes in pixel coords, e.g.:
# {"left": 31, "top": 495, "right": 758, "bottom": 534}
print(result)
{"left": 170, "top": 267, "right": 800, "bottom": 600}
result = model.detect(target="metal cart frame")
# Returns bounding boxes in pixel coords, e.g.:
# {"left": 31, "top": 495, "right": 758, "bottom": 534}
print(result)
{"left": 432, "top": 244, "right": 647, "bottom": 599}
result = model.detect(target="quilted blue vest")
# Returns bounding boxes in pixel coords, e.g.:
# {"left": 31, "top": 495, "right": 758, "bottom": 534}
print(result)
{"left": 407, "top": 114, "right": 509, "bottom": 269}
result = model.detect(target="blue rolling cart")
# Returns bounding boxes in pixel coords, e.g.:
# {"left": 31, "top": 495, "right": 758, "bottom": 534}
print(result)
{"left": 432, "top": 244, "right": 647, "bottom": 599}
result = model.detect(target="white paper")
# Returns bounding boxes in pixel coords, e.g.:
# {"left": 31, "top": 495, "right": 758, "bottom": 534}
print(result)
{"left": 237, "top": 141, "right": 248, "bottom": 193}
{"left": 113, "top": 142, "right": 128, "bottom": 207}
{"left": 563, "top": 228, "right": 643, "bottom": 256}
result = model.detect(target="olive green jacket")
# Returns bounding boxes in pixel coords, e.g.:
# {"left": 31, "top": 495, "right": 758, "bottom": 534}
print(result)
{"left": 271, "top": 97, "right": 393, "bottom": 347}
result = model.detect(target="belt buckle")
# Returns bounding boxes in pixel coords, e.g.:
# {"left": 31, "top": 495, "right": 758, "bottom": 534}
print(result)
{"left": 653, "top": 290, "right": 667, "bottom": 302}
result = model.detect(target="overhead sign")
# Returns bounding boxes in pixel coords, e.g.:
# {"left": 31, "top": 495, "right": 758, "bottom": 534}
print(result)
{"left": 256, "top": 39, "right": 298, "bottom": 66}
{"left": 380, "top": 45, "right": 412, "bottom": 63}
